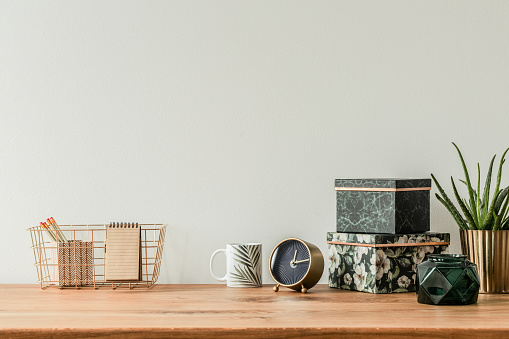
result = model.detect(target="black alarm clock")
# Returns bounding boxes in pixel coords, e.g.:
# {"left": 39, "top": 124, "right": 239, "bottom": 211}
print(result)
{"left": 269, "top": 238, "right": 324, "bottom": 293}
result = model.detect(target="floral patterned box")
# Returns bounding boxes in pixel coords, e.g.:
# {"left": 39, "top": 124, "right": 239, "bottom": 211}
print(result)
{"left": 327, "top": 232, "right": 450, "bottom": 293}
{"left": 335, "top": 179, "right": 431, "bottom": 234}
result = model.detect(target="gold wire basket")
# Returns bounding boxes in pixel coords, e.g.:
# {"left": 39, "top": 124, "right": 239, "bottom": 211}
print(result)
{"left": 28, "top": 223, "right": 166, "bottom": 289}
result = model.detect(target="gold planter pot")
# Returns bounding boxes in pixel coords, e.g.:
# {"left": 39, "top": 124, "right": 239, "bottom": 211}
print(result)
{"left": 459, "top": 230, "right": 509, "bottom": 293}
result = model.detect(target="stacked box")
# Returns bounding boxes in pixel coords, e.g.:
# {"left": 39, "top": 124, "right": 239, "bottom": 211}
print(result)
{"left": 329, "top": 178, "right": 449, "bottom": 293}
{"left": 335, "top": 179, "right": 431, "bottom": 234}
{"left": 327, "top": 232, "right": 450, "bottom": 294}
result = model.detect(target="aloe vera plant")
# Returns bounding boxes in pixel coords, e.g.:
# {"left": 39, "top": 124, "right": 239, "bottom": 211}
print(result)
{"left": 432, "top": 143, "right": 509, "bottom": 230}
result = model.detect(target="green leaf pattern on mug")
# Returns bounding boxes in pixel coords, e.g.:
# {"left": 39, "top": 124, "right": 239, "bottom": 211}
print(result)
{"left": 230, "top": 245, "right": 262, "bottom": 287}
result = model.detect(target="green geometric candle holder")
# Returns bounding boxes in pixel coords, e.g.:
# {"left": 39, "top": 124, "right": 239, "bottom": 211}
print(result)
{"left": 416, "top": 254, "right": 480, "bottom": 305}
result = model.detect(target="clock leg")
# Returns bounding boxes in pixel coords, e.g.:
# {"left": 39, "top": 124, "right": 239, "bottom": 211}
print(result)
{"left": 301, "top": 284, "right": 307, "bottom": 293}
{"left": 273, "top": 284, "right": 280, "bottom": 292}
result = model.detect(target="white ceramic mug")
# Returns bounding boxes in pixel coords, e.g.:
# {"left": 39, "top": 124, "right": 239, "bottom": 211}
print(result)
{"left": 210, "top": 243, "right": 262, "bottom": 287}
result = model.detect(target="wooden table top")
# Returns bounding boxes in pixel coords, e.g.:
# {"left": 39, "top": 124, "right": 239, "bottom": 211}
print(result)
{"left": 1, "top": 284, "right": 509, "bottom": 338}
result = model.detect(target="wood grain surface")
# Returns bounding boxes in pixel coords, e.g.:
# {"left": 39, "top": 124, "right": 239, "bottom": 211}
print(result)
{"left": 1, "top": 284, "right": 509, "bottom": 338}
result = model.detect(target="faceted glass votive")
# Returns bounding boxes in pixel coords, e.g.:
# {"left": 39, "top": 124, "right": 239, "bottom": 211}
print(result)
{"left": 416, "top": 254, "right": 480, "bottom": 305}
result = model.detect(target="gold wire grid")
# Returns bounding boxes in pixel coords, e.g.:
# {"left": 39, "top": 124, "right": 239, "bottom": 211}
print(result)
{"left": 28, "top": 223, "right": 166, "bottom": 289}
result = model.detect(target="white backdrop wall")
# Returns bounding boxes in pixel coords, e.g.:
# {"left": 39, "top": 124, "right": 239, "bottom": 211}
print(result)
{"left": 1, "top": 1, "right": 509, "bottom": 284}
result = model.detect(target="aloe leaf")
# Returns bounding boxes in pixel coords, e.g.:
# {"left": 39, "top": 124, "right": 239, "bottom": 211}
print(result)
{"left": 482, "top": 189, "right": 502, "bottom": 230}
{"left": 451, "top": 177, "right": 476, "bottom": 229}
{"left": 477, "top": 164, "right": 482, "bottom": 223}
{"left": 462, "top": 186, "right": 481, "bottom": 225}
{"left": 494, "top": 187, "right": 509, "bottom": 213}
{"left": 482, "top": 155, "right": 496, "bottom": 214}
{"left": 482, "top": 148, "right": 509, "bottom": 230}
{"left": 463, "top": 198, "right": 475, "bottom": 218}
{"left": 494, "top": 148, "right": 509, "bottom": 195}
{"left": 434, "top": 191, "right": 468, "bottom": 230}
{"left": 459, "top": 181, "right": 479, "bottom": 202}
{"left": 436, "top": 194, "right": 468, "bottom": 229}
{"left": 432, "top": 174, "right": 457, "bottom": 207}
{"left": 494, "top": 214, "right": 502, "bottom": 231}
{"left": 452, "top": 143, "right": 478, "bottom": 224}
{"left": 497, "top": 191, "right": 509, "bottom": 225}
{"left": 501, "top": 197, "right": 509, "bottom": 230}
{"left": 432, "top": 174, "right": 468, "bottom": 229}
{"left": 502, "top": 215, "right": 509, "bottom": 230}
{"left": 494, "top": 192, "right": 508, "bottom": 231}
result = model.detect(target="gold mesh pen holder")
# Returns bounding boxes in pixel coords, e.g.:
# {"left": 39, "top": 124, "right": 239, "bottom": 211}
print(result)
{"left": 28, "top": 223, "right": 166, "bottom": 289}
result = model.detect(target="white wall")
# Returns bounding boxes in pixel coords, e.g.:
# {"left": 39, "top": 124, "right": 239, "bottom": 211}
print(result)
{"left": 1, "top": 1, "right": 509, "bottom": 284}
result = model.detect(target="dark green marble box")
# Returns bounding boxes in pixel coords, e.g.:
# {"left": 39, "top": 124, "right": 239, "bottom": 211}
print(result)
{"left": 335, "top": 178, "right": 431, "bottom": 234}
{"left": 327, "top": 232, "right": 450, "bottom": 294}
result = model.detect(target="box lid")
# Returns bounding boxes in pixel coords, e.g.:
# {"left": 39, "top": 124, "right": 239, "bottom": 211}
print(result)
{"left": 335, "top": 178, "right": 431, "bottom": 190}
{"left": 327, "top": 232, "right": 450, "bottom": 246}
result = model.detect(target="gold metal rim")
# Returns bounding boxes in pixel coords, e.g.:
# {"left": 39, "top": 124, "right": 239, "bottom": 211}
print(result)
{"left": 269, "top": 238, "right": 312, "bottom": 287}
{"left": 327, "top": 240, "right": 450, "bottom": 248}
{"left": 27, "top": 223, "right": 167, "bottom": 231}
{"left": 335, "top": 187, "right": 431, "bottom": 192}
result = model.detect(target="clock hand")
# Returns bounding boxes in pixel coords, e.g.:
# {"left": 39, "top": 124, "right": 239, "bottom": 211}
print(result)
{"left": 294, "top": 259, "right": 310, "bottom": 264}
{"left": 292, "top": 250, "right": 297, "bottom": 263}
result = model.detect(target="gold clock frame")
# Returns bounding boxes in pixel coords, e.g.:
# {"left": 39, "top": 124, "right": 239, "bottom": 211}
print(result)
{"left": 269, "top": 238, "right": 324, "bottom": 293}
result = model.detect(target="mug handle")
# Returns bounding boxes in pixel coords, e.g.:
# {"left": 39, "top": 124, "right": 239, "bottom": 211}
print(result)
{"left": 210, "top": 249, "right": 227, "bottom": 282}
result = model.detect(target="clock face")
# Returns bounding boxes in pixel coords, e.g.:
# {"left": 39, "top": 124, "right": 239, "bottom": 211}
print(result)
{"left": 270, "top": 239, "right": 311, "bottom": 286}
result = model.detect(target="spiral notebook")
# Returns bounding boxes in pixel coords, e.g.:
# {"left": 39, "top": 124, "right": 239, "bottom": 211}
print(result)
{"left": 105, "top": 222, "right": 141, "bottom": 281}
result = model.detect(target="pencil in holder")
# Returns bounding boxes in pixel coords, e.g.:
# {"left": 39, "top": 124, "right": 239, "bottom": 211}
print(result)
{"left": 49, "top": 240, "right": 93, "bottom": 287}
